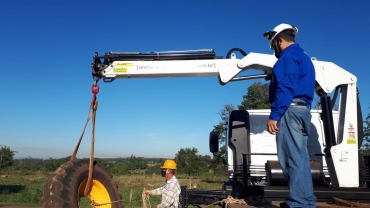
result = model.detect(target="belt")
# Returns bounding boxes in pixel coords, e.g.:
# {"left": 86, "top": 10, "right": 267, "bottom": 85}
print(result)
{"left": 290, "top": 102, "right": 309, "bottom": 106}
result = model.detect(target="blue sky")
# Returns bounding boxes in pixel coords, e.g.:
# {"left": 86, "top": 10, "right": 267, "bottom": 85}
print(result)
{"left": 1, "top": 0, "right": 369, "bottom": 159}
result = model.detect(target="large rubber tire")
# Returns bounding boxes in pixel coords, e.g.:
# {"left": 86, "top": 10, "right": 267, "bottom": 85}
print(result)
{"left": 41, "top": 159, "right": 123, "bottom": 208}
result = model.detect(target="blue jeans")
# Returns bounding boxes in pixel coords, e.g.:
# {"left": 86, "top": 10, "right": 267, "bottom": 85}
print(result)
{"left": 276, "top": 99, "right": 317, "bottom": 208}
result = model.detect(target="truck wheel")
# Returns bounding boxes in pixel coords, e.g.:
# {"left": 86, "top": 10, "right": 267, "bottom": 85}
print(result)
{"left": 41, "top": 159, "right": 123, "bottom": 208}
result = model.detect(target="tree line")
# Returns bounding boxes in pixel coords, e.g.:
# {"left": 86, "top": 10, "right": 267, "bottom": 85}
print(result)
{"left": 0, "top": 149, "right": 220, "bottom": 176}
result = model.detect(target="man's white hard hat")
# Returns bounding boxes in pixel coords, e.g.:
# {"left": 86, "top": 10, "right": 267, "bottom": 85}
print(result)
{"left": 263, "top": 23, "right": 298, "bottom": 49}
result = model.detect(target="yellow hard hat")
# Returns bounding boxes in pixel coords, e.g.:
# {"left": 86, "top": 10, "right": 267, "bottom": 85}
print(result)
{"left": 161, "top": 159, "right": 177, "bottom": 170}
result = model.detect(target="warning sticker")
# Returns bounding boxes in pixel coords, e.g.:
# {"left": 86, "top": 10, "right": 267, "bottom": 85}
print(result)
{"left": 116, "top": 63, "right": 134, "bottom": 67}
{"left": 347, "top": 139, "right": 356, "bottom": 144}
{"left": 346, "top": 123, "right": 356, "bottom": 144}
{"left": 114, "top": 67, "right": 128, "bottom": 73}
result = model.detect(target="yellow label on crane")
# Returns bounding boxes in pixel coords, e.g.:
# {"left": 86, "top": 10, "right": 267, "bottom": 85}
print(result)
{"left": 114, "top": 67, "right": 128, "bottom": 73}
{"left": 346, "top": 139, "right": 356, "bottom": 144}
{"left": 116, "top": 63, "right": 134, "bottom": 66}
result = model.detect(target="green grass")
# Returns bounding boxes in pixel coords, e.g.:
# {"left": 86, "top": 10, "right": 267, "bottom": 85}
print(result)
{"left": 0, "top": 171, "right": 225, "bottom": 207}
{"left": 0, "top": 173, "right": 47, "bottom": 207}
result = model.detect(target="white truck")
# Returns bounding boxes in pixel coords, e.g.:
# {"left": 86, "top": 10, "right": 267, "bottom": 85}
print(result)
{"left": 41, "top": 48, "right": 369, "bottom": 208}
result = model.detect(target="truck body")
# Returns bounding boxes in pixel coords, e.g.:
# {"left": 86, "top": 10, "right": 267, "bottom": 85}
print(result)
{"left": 226, "top": 110, "right": 339, "bottom": 181}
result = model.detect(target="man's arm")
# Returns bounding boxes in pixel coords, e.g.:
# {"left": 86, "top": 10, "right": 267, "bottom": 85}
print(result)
{"left": 150, "top": 186, "right": 164, "bottom": 195}
{"left": 267, "top": 119, "right": 279, "bottom": 135}
{"left": 269, "top": 53, "right": 298, "bottom": 120}
{"left": 267, "top": 53, "right": 298, "bottom": 135}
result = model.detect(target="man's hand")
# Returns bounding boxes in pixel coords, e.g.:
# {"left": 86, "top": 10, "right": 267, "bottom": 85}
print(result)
{"left": 267, "top": 119, "right": 279, "bottom": 135}
{"left": 144, "top": 190, "right": 152, "bottom": 195}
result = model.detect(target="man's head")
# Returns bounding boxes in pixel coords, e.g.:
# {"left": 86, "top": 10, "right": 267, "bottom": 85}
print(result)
{"left": 161, "top": 159, "right": 177, "bottom": 180}
{"left": 263, "top": 23, "right": 298, "bottom": 58}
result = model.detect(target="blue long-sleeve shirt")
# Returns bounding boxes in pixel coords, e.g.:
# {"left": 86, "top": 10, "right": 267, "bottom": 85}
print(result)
{"left": 269, "top": 44, "right": 315, "bottom": 121}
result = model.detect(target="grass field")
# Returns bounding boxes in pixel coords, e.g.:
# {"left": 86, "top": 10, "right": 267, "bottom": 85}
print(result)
{"left": 0, "top": 171, "right": 226, "bottom": 208}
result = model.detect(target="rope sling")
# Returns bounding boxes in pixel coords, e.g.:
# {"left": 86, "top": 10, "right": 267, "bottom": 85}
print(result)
{"left": 70, "top": 83, "right": 99, "bottom": 196}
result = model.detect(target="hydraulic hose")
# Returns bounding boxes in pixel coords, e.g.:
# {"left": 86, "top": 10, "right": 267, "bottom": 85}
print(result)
{"left": 226, "top": 48, "right": 247, "bottom": 59}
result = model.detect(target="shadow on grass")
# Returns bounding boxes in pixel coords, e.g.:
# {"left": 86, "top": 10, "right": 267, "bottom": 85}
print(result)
{"left": 200, "top": 178, "right": 225, "bottom": 183}
{"left": 0, "top": 185, "right": 26, "bottom": 194}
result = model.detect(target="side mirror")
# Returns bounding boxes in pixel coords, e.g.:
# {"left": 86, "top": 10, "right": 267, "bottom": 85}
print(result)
{"left": 209, "top": 131, "right": 219, "bottom": 153}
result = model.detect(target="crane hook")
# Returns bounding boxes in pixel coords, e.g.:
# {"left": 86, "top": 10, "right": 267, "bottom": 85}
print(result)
{"left": 91, "top": 84, "right": 100, "bottom": 103}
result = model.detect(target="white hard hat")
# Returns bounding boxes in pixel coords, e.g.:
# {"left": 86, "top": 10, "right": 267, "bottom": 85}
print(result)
{"left": 263, "top": 23, "right": 298, "bottom": 49}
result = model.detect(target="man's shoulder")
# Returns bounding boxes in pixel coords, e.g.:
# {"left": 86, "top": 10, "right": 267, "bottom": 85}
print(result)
{"left": 284, "top": 45, "right": 310, "bottom": 60}
{"left": 168, "top": 176, "right": 181, "bottom": 187}
{"left": 168, "top": 176, "right": 179, "bottom": 183}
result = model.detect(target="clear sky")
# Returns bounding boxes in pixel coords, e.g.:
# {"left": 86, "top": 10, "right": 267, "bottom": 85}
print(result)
{"left": 1, "top": 0, "right": 369, "bottom": 159}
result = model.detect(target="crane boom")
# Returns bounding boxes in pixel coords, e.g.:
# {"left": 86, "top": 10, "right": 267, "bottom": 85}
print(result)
{"left": 92, "top": 49, "right": 356, "bottom": 93}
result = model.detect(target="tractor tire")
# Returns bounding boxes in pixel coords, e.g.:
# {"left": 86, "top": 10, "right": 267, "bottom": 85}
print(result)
{"left": 41, "top": 159, "right": 123, "bottom": 208}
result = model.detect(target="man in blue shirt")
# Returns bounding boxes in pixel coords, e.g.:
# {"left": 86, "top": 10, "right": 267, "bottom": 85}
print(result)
{"left": 264, "top": 23, "right": 317, "bottom": 208}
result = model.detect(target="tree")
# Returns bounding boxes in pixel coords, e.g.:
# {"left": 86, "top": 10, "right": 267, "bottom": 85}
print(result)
{"left": 134, "top": 156, "right": 147, "bottom": 169}
{"left": 0, "top": 145, "right": 17, "bottom": 169}
{"left": 175, "top": 147, "right": 208, "bottom": 176}
{"left": 238, "top": 82, "right": 270, "bottom": 110}
{"left": 129, "top": 154, "right": 137, "bottom": 163}
{"left": 95, "top": 158, "right": 110, "bottom": 170}
{"left": 16, "top": 157, "right": 41, "bottom": 171}
{"left": 109, "top": 161, "right": 129, "bottom": 175}
{"left": 362, "top": 109, "right": 370, "bottom": 150}
{"left": 145, "top": 164, "right": 161, "bottom": 175}
{"left": 43, "top": 156, "right": 71, "bottom": 172}
{"left": 126, "top": 154, "right": 147, "bottom": 170}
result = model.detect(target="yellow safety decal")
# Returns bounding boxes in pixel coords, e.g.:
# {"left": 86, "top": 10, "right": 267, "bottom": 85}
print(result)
{"left": 114, "top": 67, "right": 128, "bottom": 73}
{"left": 116, "top": 63, "right": 134, "bottom": 66}
{"left": 347, "top": 139, "right": 356, "bottom": 144}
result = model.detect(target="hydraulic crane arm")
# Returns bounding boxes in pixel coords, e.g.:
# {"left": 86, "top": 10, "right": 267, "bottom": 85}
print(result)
{"left": 91, "top": 49, "right": 274, "bottom": 84}
{"left": 91, "top": 49, "right": 355, "bottom": 93}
